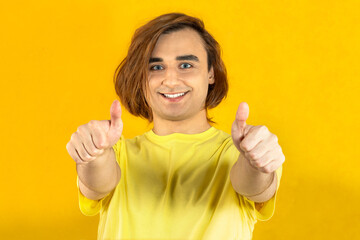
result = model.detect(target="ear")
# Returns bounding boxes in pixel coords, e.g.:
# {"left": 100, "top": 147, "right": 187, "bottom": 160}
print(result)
{"left": 208, "top": 65, "right": 215, "bottom": 84}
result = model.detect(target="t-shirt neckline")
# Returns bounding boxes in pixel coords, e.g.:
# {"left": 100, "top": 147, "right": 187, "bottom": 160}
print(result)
{"left": 145, "top": 126, "right": 217, "bottom": 143}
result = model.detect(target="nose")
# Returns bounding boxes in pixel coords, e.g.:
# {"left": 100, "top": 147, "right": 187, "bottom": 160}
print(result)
{"left": 162, "top": 67, "right": 181, "bottom": 87}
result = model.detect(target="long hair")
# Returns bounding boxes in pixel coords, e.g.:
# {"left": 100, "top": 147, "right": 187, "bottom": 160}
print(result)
{"left": 113, "top": 12, "right": 228, "bottom": 122}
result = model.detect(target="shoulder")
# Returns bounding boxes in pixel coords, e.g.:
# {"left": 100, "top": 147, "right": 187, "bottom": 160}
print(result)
{"left": 207, "top": 128, "right": 240, "bottom": 159}
{"left": 211, "top": 128, "right": 236, "bottom": 148}
{"left": 119, "top": 132, "right": 154, "bottom": 152}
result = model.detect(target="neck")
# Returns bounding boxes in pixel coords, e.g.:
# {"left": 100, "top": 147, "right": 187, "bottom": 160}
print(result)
{"left": 152, "top": 109, "right": 212, "bottom": 136}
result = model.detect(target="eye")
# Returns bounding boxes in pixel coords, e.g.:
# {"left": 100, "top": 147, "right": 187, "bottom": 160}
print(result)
{"left": 149, "top": 65, "right": 163, "bottom": 71}
{"left": 180, "top": 63, "right": 192, "bottom": 69}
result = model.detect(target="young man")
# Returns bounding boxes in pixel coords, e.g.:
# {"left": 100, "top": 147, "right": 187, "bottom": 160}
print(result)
{"left": 66, "top": 12, "right": 285, "bottom": 240}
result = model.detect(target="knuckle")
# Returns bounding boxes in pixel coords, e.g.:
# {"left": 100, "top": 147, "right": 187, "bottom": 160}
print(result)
{"left": 79, "top": 150, "right": 91, "bottom": 161}
{"left": 86, "top": 146, "right": 95, "bottom": 155}
{"left": 93, "top": 148, "right": 104, "bottom": 156}
{"left": 66, "top": 142, "right": 71, "bottom": 151}
{"left": 93, "top": 136, "right": 104, "bottom": 148}
{"left": 99, "top": 139, "right": 108, "bottom": 148}
{"left": 240, "top": 143, "right": 249, "bottom": 151}
{"left": 69, "top": 150, "right": 79, "bottom": 163}
{"left": 70, "top": 133, "right": 76, "bottom": 141}
{"left": 254, "top": 160, "right": 262, "bottom": 167}
{"left": 263, "top": 166, "right": 271, "bottom": 173}
{"left": 93, "top": 147, "right": 103, "bottom": 154}
{"left": 75, "top": 157, "right": 83, "bottom": 164}
{"left": 77, "top": 124, "right": 86, "bottom": 133}
{"left": 73, "top": 156, "right": 80, "bottom": 163}
{"left": 90, "top": 146, "right": 101, "bottom": 155}
{"left": 249, "top": 152, "right": 257, "bottom": 159}
{"left": 88, "top": 120, "right": 98, "bottom": 128}
{"left": 260, "top": 125, "right": 268, "bottom": 132}
{"left": 83, "top": 155, "right": 93, "bottom": 161}
{"left": 97, "top": 138, "right": 104, "bottom": 147}
{"left": 278, "top": 145, "right": 283, "bottom": 152}
{"left": 272, "top": 134, "right": 278, "bottom": 142}
{"left": 249, "top": 161, "right": 257, "bottom": 168}
{"left": 89, "top": 120, "right": 96, "bottom": 125}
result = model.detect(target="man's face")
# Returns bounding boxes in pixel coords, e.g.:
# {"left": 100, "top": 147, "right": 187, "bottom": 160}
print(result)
{"left": 146, "top": 28, "right": 214, "bottom": 122}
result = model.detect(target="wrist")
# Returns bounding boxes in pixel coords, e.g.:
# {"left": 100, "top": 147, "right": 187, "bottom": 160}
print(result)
{"left": 243, "top": 171, "right": 277, "bottom": 202}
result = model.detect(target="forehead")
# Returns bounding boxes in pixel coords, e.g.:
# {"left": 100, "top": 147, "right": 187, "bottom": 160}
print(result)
{"left": 150, "top": 28, "right": 206, "bottom": 59}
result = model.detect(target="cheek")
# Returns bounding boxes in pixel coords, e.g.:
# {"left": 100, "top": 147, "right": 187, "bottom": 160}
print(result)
{"left": 146, "top": 81, "right": 160, "bottom": 104}
{"left": 148, "top": 72, "right": 162, "bottom": 80}
{"left": 147, "top": 75, "right": 162, "bottom": 89}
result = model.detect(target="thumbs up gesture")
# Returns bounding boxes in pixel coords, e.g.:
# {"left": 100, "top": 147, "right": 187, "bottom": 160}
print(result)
{"left": 231, "top": 102, "right": 285, "bottom": 173}
{"left": 66, "top": 100, "right": 123, "bottom": 164}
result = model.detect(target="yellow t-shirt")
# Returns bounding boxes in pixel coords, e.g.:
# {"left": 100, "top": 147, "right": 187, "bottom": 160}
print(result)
{"left": 77, "top": 126, "right": 282, "bottom": 240}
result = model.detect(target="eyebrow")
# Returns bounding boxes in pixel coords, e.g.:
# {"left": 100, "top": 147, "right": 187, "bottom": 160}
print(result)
{"left": 149, "top": 54, "right": 199, "bottom": 63}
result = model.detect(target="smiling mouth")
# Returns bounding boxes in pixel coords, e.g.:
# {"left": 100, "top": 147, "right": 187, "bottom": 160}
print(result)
{"left": 159, "top": 91, "right": 189, "bottom": 99}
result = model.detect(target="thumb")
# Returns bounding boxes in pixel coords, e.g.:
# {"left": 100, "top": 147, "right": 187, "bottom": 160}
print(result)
{"left": 107, "top": 100, "right": 123, "bottom": 143}
{"left": 235, "top": 102, "right": 249, "bottom": 135}
{"left": 110, "top": 100, "right": 122, "bottom": 129}
{"left": 232, "top": 102, "right": 251, "bottom": 151}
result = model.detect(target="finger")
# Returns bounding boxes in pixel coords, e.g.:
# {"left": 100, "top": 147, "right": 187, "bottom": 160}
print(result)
{"left": 72, "top": 133, "right": 97, "bottom": 162}
{"left": 77, "top": 125, "right": 104, "bottom": 156}
{"left": 231, "top": 122, "right": 254, "bottom": 154}
{"left": 88, "top": 121, "right": 108, "bottom": 149}
{"left": 256, "top": 149, "right": 285, "bottom": 173}
{"left": 66, "top": 142, "right": 83, "bottom": 164}
{"left": 246, "top": 134, "right": 279, "bottom": 160}
{"left": 258, "top": 159, "right": 282, "bottom": 174}
{"left": 247, "top": 149, "right": 276, "bottom": 168}
{"left": 69, "top": 133, "right": 96, "bottom": 162}
{"left": 240, "top": 125, "right": 270, "bottom": 152}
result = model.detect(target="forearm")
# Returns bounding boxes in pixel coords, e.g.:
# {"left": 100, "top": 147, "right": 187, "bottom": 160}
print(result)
{"left": 230, "top": 153, "right": 277, "bottom": 202}
{"left": 76, "top": 147, "right": 120, "bottom": 194}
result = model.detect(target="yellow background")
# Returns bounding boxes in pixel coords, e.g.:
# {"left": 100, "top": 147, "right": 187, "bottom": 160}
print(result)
{"left": 1, "top": 0, "right": 359, "bottom": 239}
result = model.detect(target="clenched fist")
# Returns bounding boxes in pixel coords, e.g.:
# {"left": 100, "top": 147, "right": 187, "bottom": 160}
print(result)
{"left": 231, "top": 102, "right": 285, "bottom": 173}
{"left": 66, "top": 100, "right": 123, "bottom": 164}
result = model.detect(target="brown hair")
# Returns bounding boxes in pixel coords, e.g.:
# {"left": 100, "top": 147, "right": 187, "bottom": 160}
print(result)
{"left": 113, "top": 12, "right": 228, "bottom": 123}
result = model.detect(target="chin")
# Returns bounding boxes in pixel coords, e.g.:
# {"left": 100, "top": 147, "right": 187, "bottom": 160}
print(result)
{"left": 159, "top": 111, "right": 190, "bottom": 122}
{"left": 163, "top": 114, "right": 187, "bottom": 122}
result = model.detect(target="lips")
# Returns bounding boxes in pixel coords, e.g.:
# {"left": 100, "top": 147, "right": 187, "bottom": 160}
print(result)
{"left": 159, "top": 91, "right": 189, "bottom": 102}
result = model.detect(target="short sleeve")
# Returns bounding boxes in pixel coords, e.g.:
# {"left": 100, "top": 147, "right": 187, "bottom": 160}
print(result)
{"left": 76, "top": 135, "right": 125, "bottom": 216}
{"left": 243, "top": 165, "right": 283, "bottom": 221}
{"left": 77, "top": 176, "right": 112, "bottom": 216}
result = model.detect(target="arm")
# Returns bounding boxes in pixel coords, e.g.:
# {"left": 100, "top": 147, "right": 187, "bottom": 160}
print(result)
{"left": 66, "top": 100, "right": 123, "bottom": 201}
{"left": 230, "top": 102, "right": 285, "bottom": 207}
{"left": 77, "top": 147, "right": 121, "bottom": 200}
{"left": 230, "top": 153, "right": 277, "bottom": 203}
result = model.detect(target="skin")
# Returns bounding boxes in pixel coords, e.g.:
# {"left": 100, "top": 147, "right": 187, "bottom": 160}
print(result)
{"left": 67, "top": 27, "right": 286, "bottom": 209}
{"left": 146, "top": 28, "right": 285, "bottom": 208}
{"left": 145, "top": 28, "right": 214, "bottom": 135}
{"left": 66, "top": 100, "right": 123, "bottom": 200}
{"left": 230, "top": 102, "right": 285, "bottom": 209}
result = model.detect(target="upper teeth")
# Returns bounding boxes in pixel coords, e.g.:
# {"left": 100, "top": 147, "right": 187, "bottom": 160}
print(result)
{"left": 163, "top": 92, "right": 186, "bottom": 98}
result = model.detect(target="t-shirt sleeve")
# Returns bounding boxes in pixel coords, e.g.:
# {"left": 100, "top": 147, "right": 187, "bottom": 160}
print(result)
{"left": 76, "top": 135, "right": 124, "bottom": 216}
{"left": 77, "top": 176, "right": 112, "bottom": 216}
{"left": 243, "top": 165, "right": 283, "bottom": 221}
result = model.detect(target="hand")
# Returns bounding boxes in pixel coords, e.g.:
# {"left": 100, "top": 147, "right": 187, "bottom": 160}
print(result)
{"left": 231, "top": 102, "right": 285, "bottom": 173}
{"left": 66, "top": 100, "right": 123, "bottom": 164}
